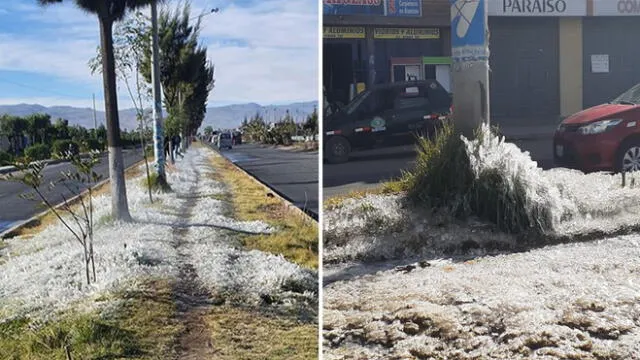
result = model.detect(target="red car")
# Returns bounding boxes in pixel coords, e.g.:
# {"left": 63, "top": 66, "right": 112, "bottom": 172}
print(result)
{"left": 554, "top": 83, "right": 640, "bottom": 173}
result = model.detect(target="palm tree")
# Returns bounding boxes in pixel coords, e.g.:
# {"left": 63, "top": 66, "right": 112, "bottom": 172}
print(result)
{"left": 38, "top": 0, "right": 157, "bottom": 221}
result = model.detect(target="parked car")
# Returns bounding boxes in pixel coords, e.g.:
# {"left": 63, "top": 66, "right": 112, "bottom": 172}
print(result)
{"left": 554, "top": 82, "right": 640, "bottom": 173}
{"left": 323, "top": 80, "right": 452, "bottom": 164}
{"left": 217, "top": 132, "right": 233, "bottom": 150}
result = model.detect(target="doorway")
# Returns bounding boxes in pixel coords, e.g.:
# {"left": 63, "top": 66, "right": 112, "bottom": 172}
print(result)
{"left": 324, "top": 43, "right": 354, "bottom": 106}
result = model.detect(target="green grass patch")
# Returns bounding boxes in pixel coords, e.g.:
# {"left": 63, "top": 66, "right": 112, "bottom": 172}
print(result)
{"left": 141, "top": 172, "right": 172, "bottom": 193}
{"left": 209, "top": 153, "right": 318, "bottom": 269}
{"left": 205, "top": 306, "right": 317, "bottom": 360}
{"left": 0, "top": 278, "right": 180, "bottom": 360}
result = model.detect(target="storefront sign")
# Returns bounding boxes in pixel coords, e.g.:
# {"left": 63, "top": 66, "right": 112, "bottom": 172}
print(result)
{"left": 592, "top": 0, "right": 640, "bottom": 16}
{"left": 488, "top": 0, "right": 587, "bottom": 16}
{"left": 323, "top": 0, "right": 385, "bottom": 15}
{"left": 591, "top": 54, "right": 610, "bottom": 73}
{"left": 386, "top": 0, "right": 422, "bottom": 16}
{"left": 451, "top": 0, "right": 488, "bottom": 62}
{"left": 323, "top": 0, "right": 422, "bottom": 16}
{"left": 374, "top": 27, "right": 439, "bottom": 39}
{"left": 323, "top": 26, "right": 366, "bottom": 39}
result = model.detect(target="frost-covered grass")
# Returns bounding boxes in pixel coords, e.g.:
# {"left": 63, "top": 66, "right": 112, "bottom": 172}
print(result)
{"left": 0, "top": 145, "right": 317, "bottom": 329}
{"left": 325, "top": 124, "right": 640, "bottom": 263}
{"left": 324, "top": 125, "right": 640, "bottom": 358}
{"left": 324, "top": 235, "right": 640, "bottom": 359}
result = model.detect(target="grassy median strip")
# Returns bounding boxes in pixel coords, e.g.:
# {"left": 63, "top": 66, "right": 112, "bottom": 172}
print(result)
{"left": 0, "top": 278, "right": 180, "bottom": 360}
{"left": 209, "top": 151, "right": 318, "bottom": 270}
{"left": 204, "top": 306, "right": 317, "bottom": 360}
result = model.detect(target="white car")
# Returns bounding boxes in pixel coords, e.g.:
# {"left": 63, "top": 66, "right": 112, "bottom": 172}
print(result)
{"left": 217, "top": 132, "right": 233, "bottom": 150}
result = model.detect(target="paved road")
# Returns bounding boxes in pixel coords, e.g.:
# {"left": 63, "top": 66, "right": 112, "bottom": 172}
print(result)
{"left": 206, "top": 142, "right": 319, "bottom": 219}
{"left": 323, "top": 136, "right": 554, "bottom": 199}
{"left": 0, "top": 149, "right": 143, "bottom": 233}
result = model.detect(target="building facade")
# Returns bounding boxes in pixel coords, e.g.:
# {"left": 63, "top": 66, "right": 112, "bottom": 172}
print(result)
{"left": 324, "top": 0, "right": 640, "bottom": 126}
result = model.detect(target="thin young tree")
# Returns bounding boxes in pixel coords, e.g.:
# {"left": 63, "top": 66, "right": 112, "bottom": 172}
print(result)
{"left": 37, "top": 0, "right": 159, "bottom": 221}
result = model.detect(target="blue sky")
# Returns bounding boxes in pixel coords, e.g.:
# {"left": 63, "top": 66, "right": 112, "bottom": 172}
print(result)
{"left": 0, "top": 0, "right": 319, "bottom": 109}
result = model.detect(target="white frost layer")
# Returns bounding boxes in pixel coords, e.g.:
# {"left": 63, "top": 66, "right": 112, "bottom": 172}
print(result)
{"left": 0, "top": 146, "right": 315, "bottom": 322}
{"left": 464, "top": 124, "right": 640, "bottom": 235}
{"left": 324, "top": 235, "right": 640, "bottom": 359}
{"left": 324, "top": 125, "right": 640, "bottom": 263}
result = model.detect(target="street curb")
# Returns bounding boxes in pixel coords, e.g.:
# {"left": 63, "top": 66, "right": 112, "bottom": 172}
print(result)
{"left": 202, "top": 142, "right": 318, "bottom": 222}
{"left": 0, "top": 158, "right": 146, "bottom": 240}
{"left": 504, "top": 133, "right": 555, "bottom": 141}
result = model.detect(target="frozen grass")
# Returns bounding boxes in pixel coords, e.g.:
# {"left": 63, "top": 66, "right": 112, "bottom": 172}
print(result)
{"left": 0, "top": 145, "right": 316, "bottom": 327}
{"left": 324, "top": 235, "right": 640, "bottom": 359}
{"left": 325, "top": 124, "right": 640, "bottom": 263}
{"left": 324, "top": 125, "right": 640, "bottom": 358}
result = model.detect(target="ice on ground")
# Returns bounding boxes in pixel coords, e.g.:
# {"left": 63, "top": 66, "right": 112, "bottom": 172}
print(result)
{"left": 324, "top": 124, "right": 640, "bottom": 263}
{"left": 0, "top": 145, "right": 316, "bottom": 323}
{"left": 324, "top": 125, "right": 640, "bottom": 358}
{"left": 324, "top": 235, "right": 640, "bottom": 359}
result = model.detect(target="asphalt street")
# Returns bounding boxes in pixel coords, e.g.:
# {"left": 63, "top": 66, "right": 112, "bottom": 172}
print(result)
{"left": 207, "top": 142, "right": 319, "bottom": 218}
{"left": 323, "top": 136, "right": 554, "bottom": 199}
{"left": 0, "top": 149, "right": 143, "bottom": 233}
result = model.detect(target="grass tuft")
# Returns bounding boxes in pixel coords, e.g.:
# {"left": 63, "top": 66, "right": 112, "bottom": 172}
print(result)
{"left": 399, "top": 122, "right": 550, "bottom": 235}
{"left": 141, "top": 172, "right": 172, "bottom": 193}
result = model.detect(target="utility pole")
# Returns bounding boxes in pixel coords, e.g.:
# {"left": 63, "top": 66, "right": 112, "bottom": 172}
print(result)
{"left": 450, "top": 0, "right": 490, "bottom": 139}
{"left": 151, "top": 0, "right": 165, "bottom": 179}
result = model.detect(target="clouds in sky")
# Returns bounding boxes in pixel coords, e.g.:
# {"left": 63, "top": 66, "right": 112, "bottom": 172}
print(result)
{"left": 0, "top": 0, "right": 319, "bottom": 108}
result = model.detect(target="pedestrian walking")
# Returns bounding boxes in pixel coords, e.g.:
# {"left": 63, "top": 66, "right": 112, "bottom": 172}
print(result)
{"left": 164, "top": 136, "right": 170, "bottom": 160}
{"left": 172, "top": 135, "right": 183, "bottom": 159}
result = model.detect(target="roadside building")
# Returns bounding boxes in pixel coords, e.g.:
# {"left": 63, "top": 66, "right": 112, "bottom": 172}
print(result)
{"left": 324, "top": 0, "right": 640, "bottom": 127}
{"left": 323, "top": 0, "right": 452, "bottom": 106}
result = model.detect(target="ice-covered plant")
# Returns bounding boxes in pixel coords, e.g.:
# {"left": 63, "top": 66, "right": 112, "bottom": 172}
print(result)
{"left": 1, "top": 151, "right": 103, "bottom": 285}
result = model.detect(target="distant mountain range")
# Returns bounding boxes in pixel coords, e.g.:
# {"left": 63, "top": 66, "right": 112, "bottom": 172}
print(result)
{"left": 0, "top": 101, "right": 318, "bottom": 132}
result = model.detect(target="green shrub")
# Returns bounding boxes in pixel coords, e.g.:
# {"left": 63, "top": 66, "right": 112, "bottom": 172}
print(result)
{"left": 0, "top": 151, "right": 12, "bottom": 166}
{"left": 401, "top": 122, "right": 549, "bottom": 235}
{"left": 81, "top": 138, "right": 104, "bottom": 152}
{"left": 24, "top": 143, "right": 51, "bottom": 161}
{"left": 52, "top": 139, "right": 80, "bottom": 158}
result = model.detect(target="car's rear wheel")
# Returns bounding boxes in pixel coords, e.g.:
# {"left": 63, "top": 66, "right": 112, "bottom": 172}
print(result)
{"left": 617, "top": 139, "right": 640, "bottom": 173}
{"left": 326, "top": 136, "right": 350, "bottom": 164}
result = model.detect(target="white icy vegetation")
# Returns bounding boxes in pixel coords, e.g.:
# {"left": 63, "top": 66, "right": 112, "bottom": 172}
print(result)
{"left": 0, "top": 147, "right": 317, "bottom": 323}
{"left": 324, "top": 126, "right": 640, "bottom": 359}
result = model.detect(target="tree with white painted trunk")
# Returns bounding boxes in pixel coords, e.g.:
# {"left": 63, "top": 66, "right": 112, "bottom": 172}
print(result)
{"left": 37, "top": 0, "right": 159, "bottom": 221}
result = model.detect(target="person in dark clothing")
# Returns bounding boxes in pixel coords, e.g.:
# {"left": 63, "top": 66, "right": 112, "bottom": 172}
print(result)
{"left": 172, "top": 135, "right": 183, "bottom": 159}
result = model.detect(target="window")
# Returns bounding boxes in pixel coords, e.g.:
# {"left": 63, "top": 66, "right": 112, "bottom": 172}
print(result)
{"left": 393, "top": 85, "right": 430, "bottom": 110}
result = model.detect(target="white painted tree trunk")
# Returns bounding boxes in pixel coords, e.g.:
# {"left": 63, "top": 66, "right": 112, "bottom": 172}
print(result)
{"left": 109, "top": 146, "right": 131, "bottom": 221}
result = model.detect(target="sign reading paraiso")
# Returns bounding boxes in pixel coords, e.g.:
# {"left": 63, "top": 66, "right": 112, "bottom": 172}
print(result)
{"left": 489, "top": 0, "right": 586, "bottom": 16}
{"left": 374, "top": 28, "right": 439, "bottom": 39}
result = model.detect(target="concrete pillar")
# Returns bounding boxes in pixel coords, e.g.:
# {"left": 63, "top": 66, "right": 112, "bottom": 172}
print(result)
{"left": 451, "top": 0, "right": 490, "bottom": 139}
{"left": 559, "top": 18, "right": 583, "bottom": 117}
